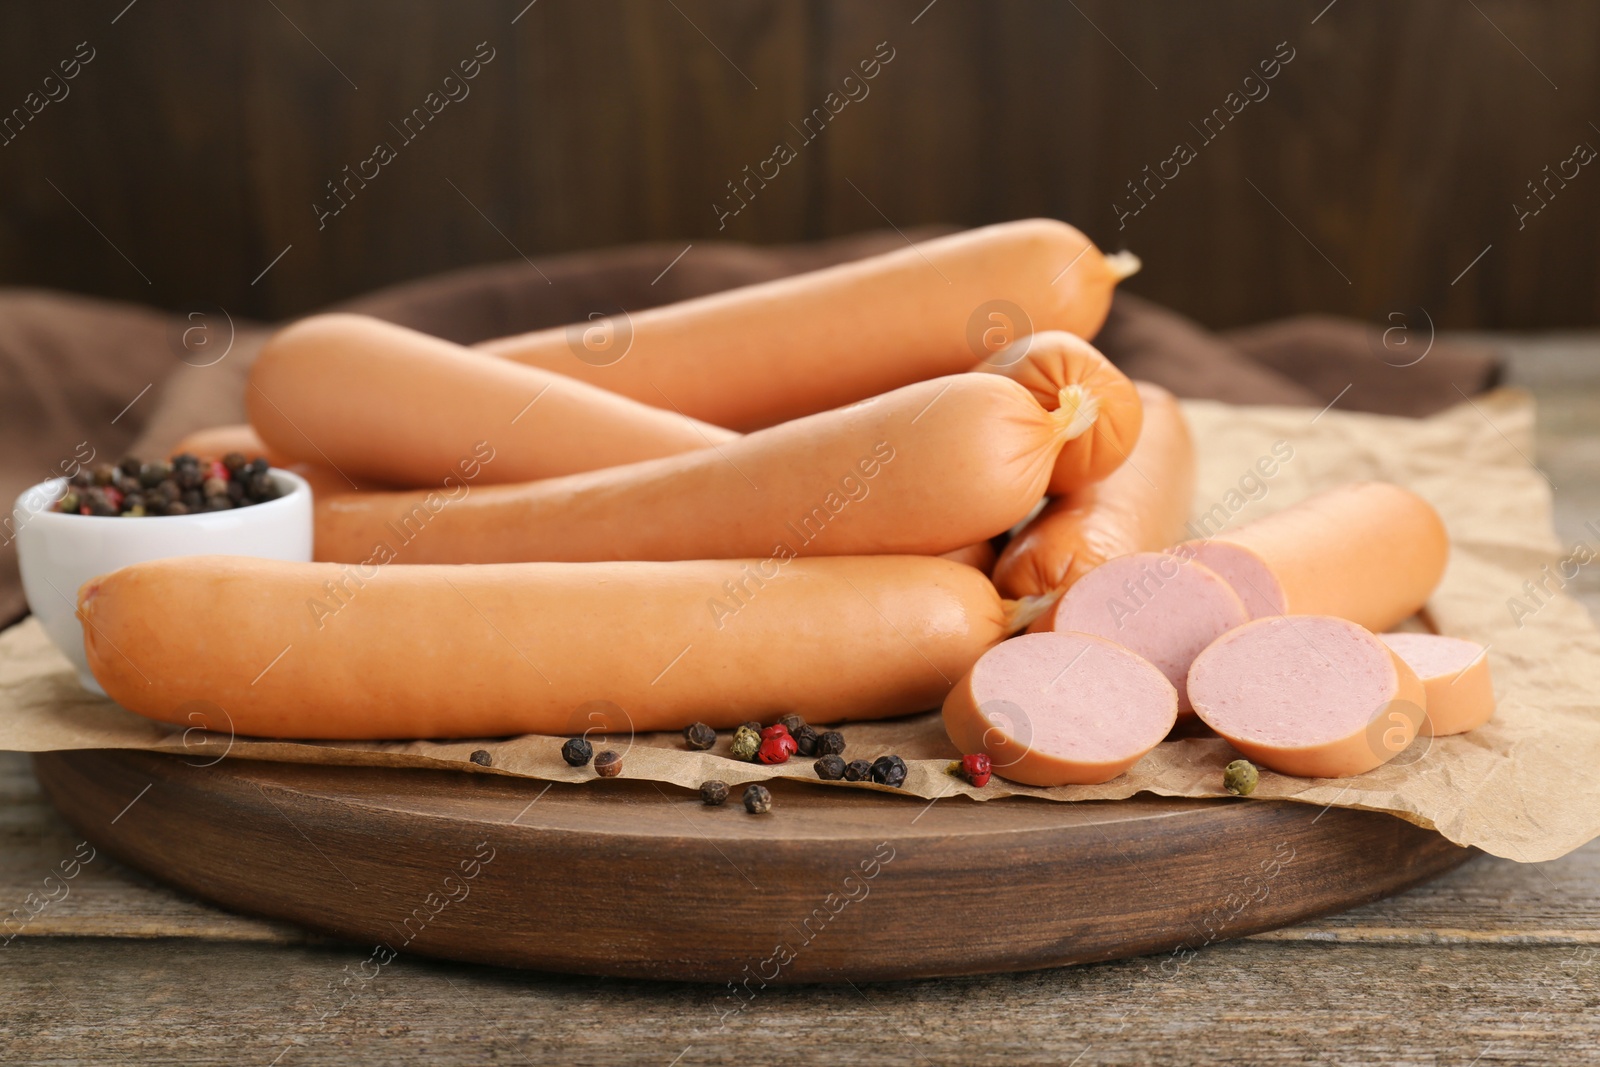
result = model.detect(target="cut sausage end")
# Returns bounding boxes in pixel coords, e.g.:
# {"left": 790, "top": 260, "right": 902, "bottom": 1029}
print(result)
{"left": 1181, "top": 540, "right": 1287, "bottom": 619}
{"left": 1035, "top": 552, "right": 1249, "bottom": 713}
{"left": 1103, "top": 250, "right": 1143, "bottom": 281}
{"left": 1379, "top": 632, "right": 1495, "bottom": 736}
{"left": 942, "top": 631, "right": 1177, "bottom": 786}
{"left": 1187, "top": 615, "right": 1426, "bottom": 779}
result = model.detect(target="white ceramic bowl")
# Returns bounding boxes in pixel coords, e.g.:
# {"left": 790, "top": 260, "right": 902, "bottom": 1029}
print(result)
{"left": 13, "top": 469, "right": 313, "bottom": 694}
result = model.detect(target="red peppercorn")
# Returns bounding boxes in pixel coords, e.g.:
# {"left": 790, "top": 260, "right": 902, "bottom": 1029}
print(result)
{"left": 760, "top": 724, "right": 790, "bottom": 741}
{"left": 757, "top": 736, "right": 794, "bottom": 764}
{"left": 962, "top": 753, "right": 992, "bottom": 788}
{"left": 208, "top": 459, "right": 230, "bottom": 483}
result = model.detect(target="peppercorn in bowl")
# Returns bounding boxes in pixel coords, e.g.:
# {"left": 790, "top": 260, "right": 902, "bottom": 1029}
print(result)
{"left": 12, "top": 456, "right": 313, "bottom": 695}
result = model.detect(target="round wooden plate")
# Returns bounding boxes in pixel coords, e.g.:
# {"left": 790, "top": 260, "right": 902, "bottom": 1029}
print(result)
{"left": 33, "top": 749, "right": 1471, "bottom": 983}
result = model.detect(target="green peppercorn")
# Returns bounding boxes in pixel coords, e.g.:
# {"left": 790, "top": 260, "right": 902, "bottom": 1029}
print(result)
{"left": 779, "top": 714, "right": 805, "bottom": 735}
{"left": 561, "top": 738, "right": 593, "bottom": 766}
{"left": 818, "top": 730, "right": 846, "bottom": 756}
{"left": 843, "top": 759, "right": 873, "bottom": 782}
{"left": 1224, "top": 759, "right": 1258, "bottom": 796}
{"left": 593, "top": 750, "right": 622, "bottom": 777}
{"left": 729, "top": 725, "right": 761, "bottom": 761}
{"left": 56, "top": 491, "right": 80, "bottom": 513}
{"left": 793, "top": 724, "right": 820, "bottom": 756}
{"left": 742, "top": 784, "right": 772, "bottom": 814}
{"left": 699, "top": 780, "right": 729, "bottom": 806}
{"left": 814, "top": 754, "right": 846, "bottom": 781}
{"left": 683, "top": 722, "right": 716, "bottom": 750}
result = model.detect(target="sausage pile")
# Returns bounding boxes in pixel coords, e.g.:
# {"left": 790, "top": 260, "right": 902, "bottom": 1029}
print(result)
{"left": 75, "top": 219, "right": 1492, "bottom": 788}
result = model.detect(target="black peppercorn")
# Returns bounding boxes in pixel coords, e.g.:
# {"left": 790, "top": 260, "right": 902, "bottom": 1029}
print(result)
{"left": 844, "top": 759, "right": 873, "bottom": 782}
{"left": 741, "top": 720, "right": 762, "bottom": 735}
{"left": 870, "top": 755, "right": 908, "bottom": 788}
{"left": 683, "top": 722, "right": 716, "bottom": 750}
{"left": 792, "top": 724, "right": 820, "bottom": 756}
{"left": 818, "top": 730, "right": 846, "bottom": 756}
{"left": 742, "top": 784, "right": 772, "bottom": 814}
{"left": 814, "top": 754, "right": 846, "bottom": 781}
{"left": 593, "top": 750, "right": 622, "bottom": 777}
{"left": 222, "top": 451, "right": 249, "bottom": 473}
{"left": 469, "top": 749, "right": 492, "bottom": 767}
{"left": 699, "top": 780, "right": 729, "bottom": 806}
{"left": 561, "top": 737, "right": 593, "bottom": 766}
{"left": 779, "top": 713, "right": 805, "bottom": 734}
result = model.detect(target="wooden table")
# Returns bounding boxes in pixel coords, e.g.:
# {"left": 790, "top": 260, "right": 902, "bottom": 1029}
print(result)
{"left": 3, "top": 338, "right": 1598, "bottom": 1065}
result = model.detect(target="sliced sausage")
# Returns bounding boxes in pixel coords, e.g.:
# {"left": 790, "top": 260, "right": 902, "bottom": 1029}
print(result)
{"left": 941, "top": 631, "right": 1178, "bottom": 786}
{"left": 1029, "top": 551, "right": 1248, "bottom": 713}
{"left": 1187, "top": 614, "right": 1427, "bottom": 778}
{"left": 1181, "top": 481, "right": 1448, "bottom": 633}
{"left": 993, "top": 382, "right": 1194, "bottom": 599}
{"left": 1379, "top": 632, "right": 1495, "bottom": 736}
{"left": 79, "top": 555, "right": 1008, "bottom": 739}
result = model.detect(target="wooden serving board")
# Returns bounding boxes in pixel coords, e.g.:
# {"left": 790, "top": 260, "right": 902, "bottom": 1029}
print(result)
{"left": 33, "top": 749, "right": 1471, "bottom": 983}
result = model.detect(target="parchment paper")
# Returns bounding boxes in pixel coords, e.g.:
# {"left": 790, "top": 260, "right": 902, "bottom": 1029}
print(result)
{"left": 3, "top": 389, "right": 1596, "bottom": 862}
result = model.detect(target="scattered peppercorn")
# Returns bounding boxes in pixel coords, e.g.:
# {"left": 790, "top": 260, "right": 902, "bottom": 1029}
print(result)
{"left": 757, "top": 735, "right": 795, "bottom": 764}
{"left": 742, "top": 784, "right": 772, "bottom": 814}
{"left": 741, "top": 721, "right": 762, "bottom": 734}
{"left": 1224, "top": 759, "right": 1259, "bottom": 796}
{"left": 960, "top": 753, "right": 992, "bottom": 787}
{"left": 844, "top": 759, "right": 873, "bottom": 782}
{"left": 814, "top": 754, "right": 846, "bottom": 781}
{"left": 593, "top": 750, "right": 623, "bottom": 777}
{"left": 760, "top": 723, "right": 791, "bottom": 741}
{"left": 818, "top": 730, "right": 846, "bottom": 756}
{"left": 699, "top": 780, "right": 730, "bottom": 806}
{"left": 729, "top": 726, "right": 762, "bottom": 761}
{"left": 793, "top": 724, "right": 820, "bottom": 756}
{"left": 779, "top": 713, "right": 806, "bottom": 735}
{"left": 561, "top": 737, "right": 594, "bottom": 766}
{"left": 683, "top": 722, "right": 716, "bottom": 750}
{"left": 870, "top": 755, "right": 908, "bottom": 788}
{"left": 55, "top": 453, "right": 281, "bottom": 516}
{"left": 468, "top": 749, "right": 493, "bottom": 767}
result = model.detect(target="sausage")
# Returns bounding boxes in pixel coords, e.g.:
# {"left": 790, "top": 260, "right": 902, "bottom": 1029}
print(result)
{"left": 476, "top": 219, "right": 1139, "bottom": 431}
{"left": 939, "top": 540, "right": 998, "bottom": 575}
{"left": 248, "top": 313, "right": 737, "bottom": 488}
{"left": 1180, "top": 482, "right": 1448, "bottom": 633}
{"left": 992, "top": 382, "right": 1194, "bottom": 599}
{"left": 312, "top": 374, "right": 1074, "bottom": 565}
{"left": 970, "top": 330, "right": 1143, "bottom": 494}
{"left": 1378, "top": 633, "right": 1495, "bottom": 736}
{"left": 1187, "top": 615, "right": 1426, "bottom": 778}
{"left": 78, "top": 555, "right": 1009, "bottom": 739}
{"left": 941, "top": 631, "right": 1177, "bottom": 786}
{"left": 1028, "top": 551, "right": 1248, "bottom": 713}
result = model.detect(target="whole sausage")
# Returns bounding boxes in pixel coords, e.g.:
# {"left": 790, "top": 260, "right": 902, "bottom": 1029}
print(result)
{"left": 1180, "top": 482, "right": 1449, "bottom": 633}
{"left": 248, "top": 314, "right": 737, "bottom": 487}
{"left": 992, "top": 382, "right": 1194, "bottom": 599}
{"left": 971, "top": 330, "right": 1143, "bottom": 494}
{"left": 1187, "top": 614, "right": 1426, "bottom": 779}
{"left": 942, "top": 631, "right": 1177, "bottom": 786}
{"left": 1379, "top": 632, "right": 1494, "bottom": 736}
{"left": 79, "top": 555, "right": 1010, "bottom": 739}
{"left": 313, "top": 374, "right": 1074, "bottom": 565}
{"left": 477, "top": 219, "right": 1139, "bottom": 431}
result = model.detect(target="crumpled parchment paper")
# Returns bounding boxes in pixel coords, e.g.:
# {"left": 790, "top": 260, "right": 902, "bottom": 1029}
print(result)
{"left": 2, "top": 389, "right": 1595, "bottom": 862}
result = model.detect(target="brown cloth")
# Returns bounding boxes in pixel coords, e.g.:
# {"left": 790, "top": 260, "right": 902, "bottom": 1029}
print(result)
{"left": 0, "top": 230, "right": 1504, "bottom": 628}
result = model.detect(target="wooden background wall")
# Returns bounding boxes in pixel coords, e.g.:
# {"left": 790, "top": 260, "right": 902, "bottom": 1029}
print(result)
{"left": 1, "top": 0, "right": 1597, "bottom": 329}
